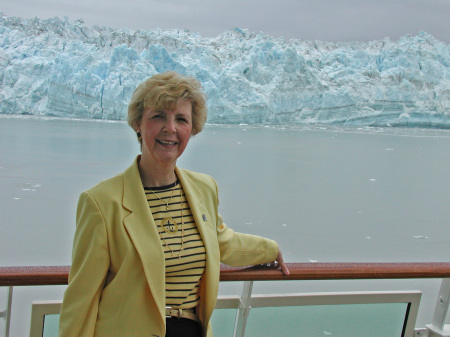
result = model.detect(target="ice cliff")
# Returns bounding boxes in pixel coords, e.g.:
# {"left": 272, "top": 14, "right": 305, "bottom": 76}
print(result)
{"left": 0, "top": 14, "right": 449, "bottom": 128}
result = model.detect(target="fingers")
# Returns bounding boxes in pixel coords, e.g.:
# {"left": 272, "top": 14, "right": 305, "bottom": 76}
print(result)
{"left": 276, "top": 249, "right": 290, "bottom": 276}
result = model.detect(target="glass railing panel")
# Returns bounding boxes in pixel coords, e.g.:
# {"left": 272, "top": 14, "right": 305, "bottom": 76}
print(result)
{"left": 245, "top": 303, "right": 409, "bottom": 337}
{"left": 42, "top": 314, "right": 59, "bottom": 337}
{"left": 211, "top": 308, "right": 238, "bottom": 337}
{"left": 39, "top": 310, "right": 238, "bottom": 337}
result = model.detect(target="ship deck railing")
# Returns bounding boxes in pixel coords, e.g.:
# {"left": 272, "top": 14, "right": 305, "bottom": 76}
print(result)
{"left": 1, "top": 262, "right": 450, "bottom": 337}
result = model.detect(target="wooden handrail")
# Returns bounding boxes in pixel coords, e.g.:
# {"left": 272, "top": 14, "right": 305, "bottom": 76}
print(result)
{"left": 220, "top": 262, "right": 450, "bottom": 281}
{"left": 1, "top": 262, "right": 450, "bottom": 286}
{"left": 0, "top": 266, "right": 70, "bottom": 286}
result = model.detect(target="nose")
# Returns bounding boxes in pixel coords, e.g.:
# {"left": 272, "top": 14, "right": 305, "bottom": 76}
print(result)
{"left": 163, "top": 117, "right": 176, "bottom": 134}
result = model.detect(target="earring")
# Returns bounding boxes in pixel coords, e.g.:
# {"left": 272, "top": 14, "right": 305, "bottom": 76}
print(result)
{"left": 136, "top": 131, "right": 142, "bottom": 141}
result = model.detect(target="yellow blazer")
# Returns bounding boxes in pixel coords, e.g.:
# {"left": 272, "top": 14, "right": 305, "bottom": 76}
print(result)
{"left": 59, "top": 156, "right": 279, "bottom": 337}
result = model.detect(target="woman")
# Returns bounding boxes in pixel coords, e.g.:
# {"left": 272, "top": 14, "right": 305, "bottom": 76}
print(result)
{"left": 59, "top": 71, "right": 289, "bottom": 337}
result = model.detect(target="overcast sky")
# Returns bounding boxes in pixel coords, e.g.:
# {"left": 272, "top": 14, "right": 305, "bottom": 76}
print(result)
{"left": 2, "top": 0, "right": 449, "bottom": 43}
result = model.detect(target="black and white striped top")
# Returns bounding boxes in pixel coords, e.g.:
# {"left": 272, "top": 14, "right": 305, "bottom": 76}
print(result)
{"left": 145, "top": 181, "right": 206, "bottom": 309}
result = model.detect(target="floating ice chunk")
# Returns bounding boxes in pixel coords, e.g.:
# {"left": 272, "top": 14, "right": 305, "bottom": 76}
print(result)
{"left": 369, "top": 178, "right": 377, "bottom": 182}
{"left": 324, "top": 331, "right": 333, "bottom": 335}
{"left": 413, "top": 236, "right": 430, "bottom": 239}
{"left": 400, "top": 112, "right": 411, "bottom": 119}
{"left": 282, "top": 224, "right": 287, "bottom": 227}
{"left": 365, "top": 236, "right": 371, "bottom": 239}
{"left": 385, "top": 148, "right": 395, "bottom": 151}
{"left": 13, "top": 197, "right": 20, "bottom": 200}
{"left": 236, "top": 142, "right": 241, "bottom": 145}
{"left": 309, "top": 259, "right": 318, "bottom": 263}
{"left": 245, "top": 222, "right": 253, "bottom": 225}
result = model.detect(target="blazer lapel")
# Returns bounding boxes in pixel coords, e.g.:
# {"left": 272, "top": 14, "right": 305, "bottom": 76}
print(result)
{"left": 176, "top": 167, "right": 221, "bottom": 323}
{"left": 121, "top": 158, "right": 166, "bottom": 319}
{"left": 176, "top": 167, "right": 219, "bottom": 262}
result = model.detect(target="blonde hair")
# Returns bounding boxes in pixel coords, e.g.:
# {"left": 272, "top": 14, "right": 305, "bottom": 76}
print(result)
{"left": 127, "top": 71, "right": 207, "bottom": 137}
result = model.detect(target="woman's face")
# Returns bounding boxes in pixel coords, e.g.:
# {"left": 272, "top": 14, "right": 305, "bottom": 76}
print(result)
{"left": 138, "top": 100, "right": 193, "bottom": 168}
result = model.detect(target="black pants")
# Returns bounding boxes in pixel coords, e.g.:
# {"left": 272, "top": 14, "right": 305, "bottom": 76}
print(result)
{"left": 166, "top": 317, "right": 202, "bottom": 337}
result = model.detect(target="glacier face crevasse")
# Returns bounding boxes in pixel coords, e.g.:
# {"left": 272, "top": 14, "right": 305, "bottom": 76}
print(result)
{"left": 0, "top": 14, "right": 449, "bottom": 128}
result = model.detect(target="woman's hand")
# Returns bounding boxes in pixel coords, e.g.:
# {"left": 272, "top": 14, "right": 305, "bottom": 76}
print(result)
{"left": 276, "top": 249, "right": 290, "bottom": 276}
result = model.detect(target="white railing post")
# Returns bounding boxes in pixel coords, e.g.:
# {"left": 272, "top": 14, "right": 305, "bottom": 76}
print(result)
{"left": 233, "top": 281, "right": 253, "bottom": 337}
{"left": 0, "top": 287, "right": 13, "bottom": 337}
{"left": 427, "top": 279, "right": 450, "bottom": 337}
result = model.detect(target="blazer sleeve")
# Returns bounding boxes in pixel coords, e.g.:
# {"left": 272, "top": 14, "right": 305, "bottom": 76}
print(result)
{"left": 59, "top": 191, "right": 110, "bottom": 337}
{"left": 216, "top": 217, "right": 279, "bottom": 267}
{"left": 209, "top": 178, "right": 279, "bottom": 267}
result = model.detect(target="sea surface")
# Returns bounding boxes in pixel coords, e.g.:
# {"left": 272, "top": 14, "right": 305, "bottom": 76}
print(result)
{"left": 1, "top": 116, "right": 450, "bottom": 336}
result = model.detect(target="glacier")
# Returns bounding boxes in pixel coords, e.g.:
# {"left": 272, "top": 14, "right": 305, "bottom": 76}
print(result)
{"left": 0, "top": 13, "right": 449, "bottom": 128}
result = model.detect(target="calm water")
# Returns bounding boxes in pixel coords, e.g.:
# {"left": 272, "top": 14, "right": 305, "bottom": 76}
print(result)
{"left": 1, "top": 116, "right": 450, "bottom": 335}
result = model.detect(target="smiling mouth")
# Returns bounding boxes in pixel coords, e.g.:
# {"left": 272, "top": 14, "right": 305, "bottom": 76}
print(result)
{"left": 157, "top": 140, "right": 177, "bottom": 146}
